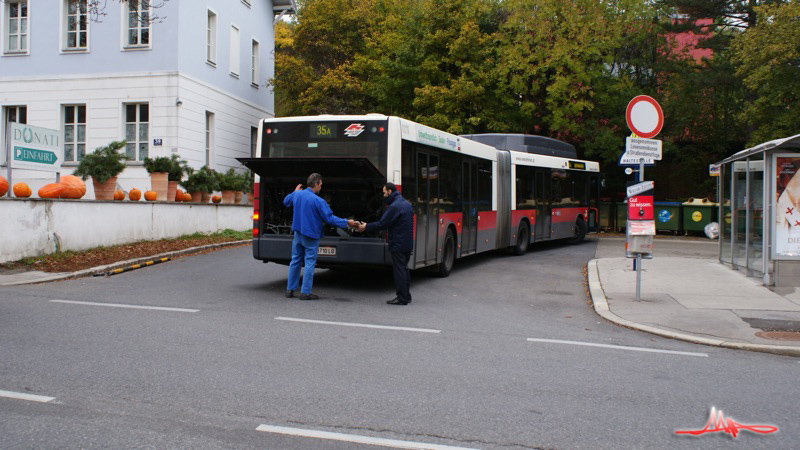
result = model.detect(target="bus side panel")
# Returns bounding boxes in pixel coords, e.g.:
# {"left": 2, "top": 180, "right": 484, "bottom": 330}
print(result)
{"left": 551, "top": 207, "right": 587, "bottom": 239}
{"left": 476, "top": 211, "right": 497, "bottom": 253}
{"left": 438, "top": 212, "right": 463, "bottom": 261}
{"left": 511, "top": 210, "right": 536, "bottom": 244}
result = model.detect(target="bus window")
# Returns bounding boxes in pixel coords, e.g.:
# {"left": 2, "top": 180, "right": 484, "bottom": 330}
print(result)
{"left": 439, "top": 151, "right": 462, "bottom": 213}
{"left": 516, "top": 166, "right": 535, "bottom": 210}
{"left": 477, "top": 161, "right": 492, "bottom": 211}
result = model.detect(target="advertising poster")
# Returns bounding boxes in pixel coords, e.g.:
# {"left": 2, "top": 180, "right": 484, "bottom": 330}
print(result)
{"left": 775, "top": 156, "right": 800, "bottom": 257}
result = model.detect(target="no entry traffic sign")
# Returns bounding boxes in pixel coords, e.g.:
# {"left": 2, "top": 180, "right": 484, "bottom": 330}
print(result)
{"left": 626, "top": 95, "right": 664, "bottom": 139}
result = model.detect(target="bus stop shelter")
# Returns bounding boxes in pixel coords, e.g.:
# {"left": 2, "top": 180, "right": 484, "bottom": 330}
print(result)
{"left": 716, "top": 134, "right": 800, "bottom": 287}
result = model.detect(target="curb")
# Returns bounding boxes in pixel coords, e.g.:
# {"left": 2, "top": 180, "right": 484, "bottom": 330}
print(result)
{"left": 587, "top": 259, "right": 800, "bottom": 357}
{"left": 0, "top": 240, "right": 250, "bottom": 286}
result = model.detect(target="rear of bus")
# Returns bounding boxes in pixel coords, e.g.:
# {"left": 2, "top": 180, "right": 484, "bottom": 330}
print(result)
{"left": 238, "top": 116, "right": 395, "bottom": 268}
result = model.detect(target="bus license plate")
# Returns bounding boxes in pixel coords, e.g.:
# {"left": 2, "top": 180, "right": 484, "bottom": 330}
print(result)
{"left": 318, "top": 246, "right": 336, "bottom": 256}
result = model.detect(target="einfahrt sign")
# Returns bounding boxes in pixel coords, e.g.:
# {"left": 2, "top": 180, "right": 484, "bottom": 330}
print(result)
{"left": 10, "top": 123, "right": 63, "bottom": 172}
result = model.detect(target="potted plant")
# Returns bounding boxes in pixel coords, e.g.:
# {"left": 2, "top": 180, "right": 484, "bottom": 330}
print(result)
{"left": 242, "top": 170, "right": 254, "bottom": 204}
{"left": 181, "top": 166, "right": 218, "bottom": 202}
{"left": 167, "top": 154, "right": 186, "bottom": 203}
{"left": 218, "top": 168, "right": 243, "bottom": 204}
{"left": 73, "top": 140, "right": 127, "bottom": 201}
{"left": 143, "top": 156, "right": 173, "bottom": 201}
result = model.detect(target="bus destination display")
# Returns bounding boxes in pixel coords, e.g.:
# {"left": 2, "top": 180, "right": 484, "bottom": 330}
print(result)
{"left": 310, "top": 123, "right": 337, "bottom": 139}
{"left": 568, "top": 161, "right": 586, "bottom": 170}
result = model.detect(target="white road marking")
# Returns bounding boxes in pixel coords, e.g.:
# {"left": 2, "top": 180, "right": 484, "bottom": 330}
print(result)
{"left": 275, "top": 317, "right": 441, "bottom": 334}
{"left": 0, "top": 389, "right": 56, "bottom": 403}
{"left": 256, "top": 424, "right": 477, "bottom": 449}
{"left": 50, "top": 300, "right": 199, "bottom": 313}
{"left": 526, "top": 338, "right": 708, "bottom": 357}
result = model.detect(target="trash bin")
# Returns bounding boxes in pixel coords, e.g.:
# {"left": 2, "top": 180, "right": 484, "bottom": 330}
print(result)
{"left": 682, "top": 198, "right": 718, "bottom": 233}
{"left": 599, "top": 202, "right": 615, "bottom": 231}
{"left": 655, "top": 202, "right": 682, "bottom": 233}
{"left": 616, "top": 201, "right": 627, "bottom": 231}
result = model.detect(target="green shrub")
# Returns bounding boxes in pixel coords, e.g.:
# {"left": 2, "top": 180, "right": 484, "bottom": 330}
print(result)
{"left": 73, "top": 141, "right": 128, "bottom": 184}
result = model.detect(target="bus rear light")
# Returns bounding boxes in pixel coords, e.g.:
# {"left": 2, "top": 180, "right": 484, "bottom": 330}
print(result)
{"left": 266, "top": 128, "right": 272, "bottom": 134}
{"left": 253, "top": 228, "right": 259, "bottom": 237}
{"left": 253, "top": 212, "right": 259, "bottom": 220}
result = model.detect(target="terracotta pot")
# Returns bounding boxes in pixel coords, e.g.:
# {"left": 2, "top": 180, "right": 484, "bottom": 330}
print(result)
{"left": 92, "top": 176, "right": 117, "bottom": 201}
{"left": 201, "top": 192, "right": 211, "bottom": 203}
{"left": 150, "top": 172, "right": 169, "bottom": 201}
{"left": 191, "top": 191, "right": 203, "bottom": 203}
{"left": 235, "top": 191, "right": 243, "bottom": 204}
{"left": 167, "top": 181, "right": 178, "bottom": 202}
{"left": 221, "top": 190, "right": 236, "bottom": 204}
{"left": 247, "top": 193, "right": 254, "bottom": 205}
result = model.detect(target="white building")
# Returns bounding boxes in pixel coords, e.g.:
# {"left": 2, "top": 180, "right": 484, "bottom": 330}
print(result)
{"left": 0, "top": 0, "right": 294, "bottom": 195}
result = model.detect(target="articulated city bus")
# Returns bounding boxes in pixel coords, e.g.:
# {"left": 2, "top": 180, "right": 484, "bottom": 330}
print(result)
{"left": 238, "top": 115, "right": 600, "bottom": 277}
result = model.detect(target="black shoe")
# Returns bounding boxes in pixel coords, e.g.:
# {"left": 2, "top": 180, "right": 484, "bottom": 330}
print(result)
{"left": 299, "top": 293, "right": 319, "bottom": 300}
{"left": 387, "top": 298, "right": 409, "bottom": 305}
{"left": 286, "top": 290, "right": 294, "bottom": 298}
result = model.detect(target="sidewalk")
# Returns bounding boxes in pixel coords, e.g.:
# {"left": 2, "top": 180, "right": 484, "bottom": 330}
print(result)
{"left": 588, "top": 256, "right": 800, "bottom": 357}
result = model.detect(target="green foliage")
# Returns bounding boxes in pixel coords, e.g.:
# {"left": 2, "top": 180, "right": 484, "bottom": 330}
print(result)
{"left": 180, "top": 166, "right": 219, "bottom": 193}
{"left": 73, "top": 140, "right": 128, "bottom": 184}
{"left": 241, "top": 170, "right": 254, "bottom": 194}
{"left": 730, "top": 2, "right": 800, "bottom": 145}
{"left": 143, "top": 156, "right": 174, "bottom": 174}
{"left": 217, "top": 168, "right": 245, "bottom": 191}
{"left": 168, "top": 154, "right": 186, "bottom": 182}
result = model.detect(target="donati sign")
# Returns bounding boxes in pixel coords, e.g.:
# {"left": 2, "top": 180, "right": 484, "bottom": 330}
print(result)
{"left": 10, "top": 123, "right": 63, "bottom": 172}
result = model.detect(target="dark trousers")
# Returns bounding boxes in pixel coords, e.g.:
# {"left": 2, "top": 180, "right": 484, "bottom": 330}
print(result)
{"left": 391, "top": 251, "right": 412, "bottom": 303}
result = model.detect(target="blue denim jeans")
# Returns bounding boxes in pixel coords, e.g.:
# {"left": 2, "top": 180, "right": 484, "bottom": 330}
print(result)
{"left": 287, "top": 232, "right": 319, "bottom": 295}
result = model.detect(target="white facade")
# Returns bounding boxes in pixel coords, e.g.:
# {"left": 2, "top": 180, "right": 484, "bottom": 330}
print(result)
{"left": 0, "top": 0, "right": 277, "bottom": 196}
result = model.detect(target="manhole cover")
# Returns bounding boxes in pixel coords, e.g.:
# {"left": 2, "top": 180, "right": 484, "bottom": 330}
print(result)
{"left": 755, "top": 331, "right": 800, "bottom": 341}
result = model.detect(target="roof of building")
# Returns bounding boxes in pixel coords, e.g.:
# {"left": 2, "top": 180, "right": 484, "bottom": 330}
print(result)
{"left": 718, "top": 134, "right": 800, "bottom": 165}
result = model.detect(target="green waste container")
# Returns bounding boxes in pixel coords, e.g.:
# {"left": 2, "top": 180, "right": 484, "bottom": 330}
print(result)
{"left": 682, "top": 198, "right": 718, "bottom": 233}
{"left": 599, "top": 202, "right": 615, "bottom": 231}
{"left": 616, "top": 201, "right": 627, "bottom": 231}
{"left": 655, "top": 202, "right": 682, "bottom": 233}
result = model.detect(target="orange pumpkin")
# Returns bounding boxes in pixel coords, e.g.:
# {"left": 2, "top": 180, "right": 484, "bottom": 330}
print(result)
{"left": 0, "top": 176, "right": 8, "bottom": 197}
{"left": 114, "top": 190, "right": 125, "bottom": 201}
{"left": 144, "top": 190, "right": 157, "bottom": 201}
{"left": 38, "top": 183, "right": 63, "bottom": 199}
{"left": 175, "top": 189, "right": 184, "bottom": 202}
{"left": 212, "top": 194, "right": 222, "bottom": 204}
{"left": 183, "top": 192, "right": 192, "bottom": 202}
{"left": 60, "top": 175, "right": 86, "bottom": 199}
{"left": 13, "top": 182, "right": 32, "bottom": 198}
{"left": 129, "top": 188, "right": 142, "bottom": 201}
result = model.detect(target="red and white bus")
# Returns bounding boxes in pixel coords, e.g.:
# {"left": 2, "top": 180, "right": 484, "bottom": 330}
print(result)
{"left": 239, "top": 115, "right": 600, "bottom": 276}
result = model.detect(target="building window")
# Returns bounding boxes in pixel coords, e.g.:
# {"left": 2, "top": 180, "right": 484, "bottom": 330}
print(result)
{"left": 64, "top": 105, "right": 86, "bottom": 162}
{"left": 125, "top": 103, "right": 149, "bottom": 161}
{"left": 251, "top": 39, "right": 259, "bottom": 87}
{"left": 207, "top": 9, "right": 216, "bottom": 64}
{"left": 65, "top": 0, "right": 89, "bottom": 50}
{"left": 230, "top": 25, "right": 240, "bottom": 77}
{"left": 125, "top": 0, "right": 150, "bottom": 48}
{"left": 205, "top": 111, "right": 214, "bottom": 166}
{"left": 3, "top": 106, "right": 27, "bottom": 149}
{"left": 5, "top": 0, "right": 28, "bottom": 54}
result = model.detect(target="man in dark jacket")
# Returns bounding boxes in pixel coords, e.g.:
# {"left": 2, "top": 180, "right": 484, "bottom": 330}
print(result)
{"left": 359, "top": 182, "right": 414, "bottom": 305}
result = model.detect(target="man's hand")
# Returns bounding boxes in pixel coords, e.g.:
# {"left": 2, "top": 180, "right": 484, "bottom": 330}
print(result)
{"left": 347, "top": 219, "right": 357, "bottom": 228}
{"left": 357, "top": 222, "right": 366, "bottom": 232}
{"left": 294, "top": 184, "right": 303, "bottom": 191}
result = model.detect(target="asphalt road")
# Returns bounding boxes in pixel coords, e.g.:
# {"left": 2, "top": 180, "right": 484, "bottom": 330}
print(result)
{"left": 1, "top": 237, "right": 797, "bottom": 449}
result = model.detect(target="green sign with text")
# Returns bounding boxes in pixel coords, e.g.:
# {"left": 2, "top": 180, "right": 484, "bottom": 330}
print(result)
{"left": 14, "top": 147, "right": 58, "bottom": 165}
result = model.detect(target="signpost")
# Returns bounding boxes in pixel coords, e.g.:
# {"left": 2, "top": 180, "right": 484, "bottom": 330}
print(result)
{"left": 5, "top": 123, "right": 63, "bottom": 196}
{"left": 623, "top": 95, "right": 664, "bottom": 301}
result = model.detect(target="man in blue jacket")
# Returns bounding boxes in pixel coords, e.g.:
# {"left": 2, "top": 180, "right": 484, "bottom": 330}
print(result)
{"left": 284, "top": 173, "right": 357, "bottom": 300}
{"left": 359, "top": 182, "right": 414, "bottom": 305}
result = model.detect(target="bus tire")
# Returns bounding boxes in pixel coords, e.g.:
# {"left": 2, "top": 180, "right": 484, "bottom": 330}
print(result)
{"left": 513, "top": 222, "right": 529, "bottom": 255}
{"left": 436, "top": 231, "right": 456, "bottom": 278}
{"left": 570, "top": 217, "right": 587, "bottom": 244}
